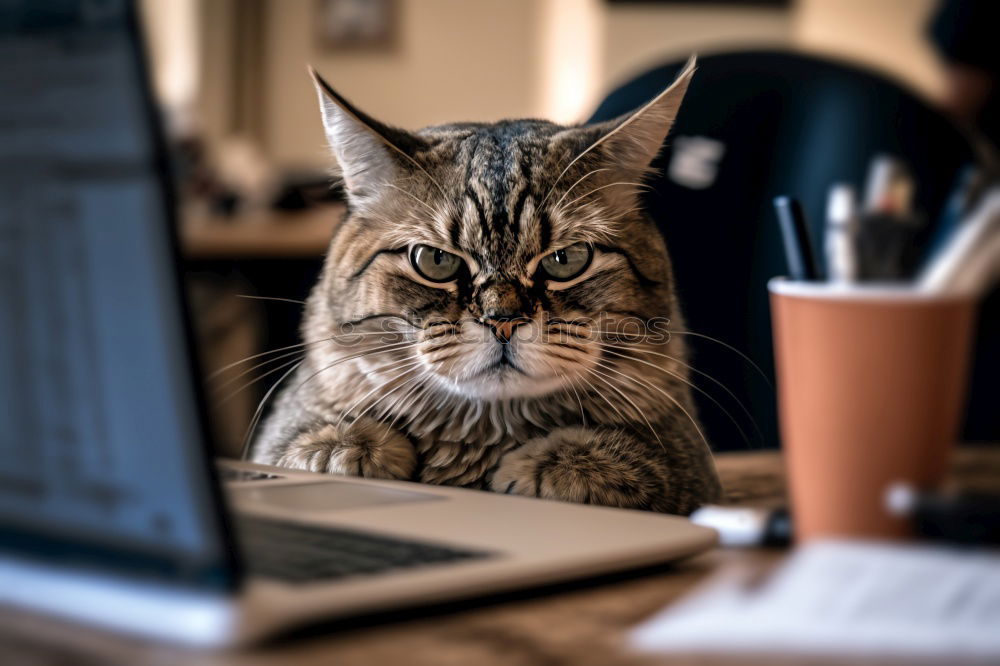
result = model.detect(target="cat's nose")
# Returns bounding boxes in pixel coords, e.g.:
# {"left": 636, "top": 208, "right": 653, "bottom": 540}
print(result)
{"left": 482, "top": 313, "right": 528, "bottom": 344}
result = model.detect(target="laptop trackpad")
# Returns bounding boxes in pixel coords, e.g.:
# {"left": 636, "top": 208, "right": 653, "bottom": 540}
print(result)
{"left": 235, "top": 481, "right": 443, "bottom": 512}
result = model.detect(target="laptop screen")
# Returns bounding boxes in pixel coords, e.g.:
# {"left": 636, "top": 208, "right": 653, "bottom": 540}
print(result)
{"left": 0, "top": 0, "right": 237, "bottom": 589}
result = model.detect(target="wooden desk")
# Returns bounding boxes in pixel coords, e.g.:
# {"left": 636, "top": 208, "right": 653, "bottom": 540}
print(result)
{"left": 1, "top": 449, "right": 997, "bottom": 666}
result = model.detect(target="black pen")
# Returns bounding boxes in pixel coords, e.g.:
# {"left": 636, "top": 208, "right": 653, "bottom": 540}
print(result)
{"left": 774, "top": 196, "right": 822, "bottom": 281}
{"left": 694, "top": 488, "right": 1000, "bottom": 548}
{"left": 887, "top": 483, "right": 1000, "bottom": 546}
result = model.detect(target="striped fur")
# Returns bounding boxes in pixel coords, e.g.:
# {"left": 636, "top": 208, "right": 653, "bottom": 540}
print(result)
{"left": 252, "top": 58, "right": 720, "bottom": 515}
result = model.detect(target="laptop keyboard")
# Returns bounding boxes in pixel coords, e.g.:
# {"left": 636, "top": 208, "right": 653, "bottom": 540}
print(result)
{"left": 236, "top": 516, "right": 492, "bottom": 584}
{"left": 217, "top": 467, "right": 284, "bottom": 482}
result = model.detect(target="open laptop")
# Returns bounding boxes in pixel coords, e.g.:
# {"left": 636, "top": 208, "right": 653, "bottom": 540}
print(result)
{"left": 0, "top": 0, "right": 716, "bottom": 647}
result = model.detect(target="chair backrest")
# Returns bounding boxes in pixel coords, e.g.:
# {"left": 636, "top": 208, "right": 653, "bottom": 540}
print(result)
{"left": 589, "top": 50, "right": 982, "bottom": 451}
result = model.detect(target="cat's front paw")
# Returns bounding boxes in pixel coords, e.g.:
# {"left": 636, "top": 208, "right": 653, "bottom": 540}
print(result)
{"left": 275, "top": 418, "right": 416, "bottom": 480}
{"left": 490, "top": 427, "right": 665, "bottom": 510}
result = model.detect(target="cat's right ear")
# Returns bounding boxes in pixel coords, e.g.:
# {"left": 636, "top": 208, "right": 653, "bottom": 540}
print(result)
{"left": 309, "top": 67, "right": 424, "bottom": 208}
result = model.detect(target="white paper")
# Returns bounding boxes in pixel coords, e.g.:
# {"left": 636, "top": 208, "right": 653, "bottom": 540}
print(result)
{"left": 631, "top": 540, "right": 1000, "bottom": 659}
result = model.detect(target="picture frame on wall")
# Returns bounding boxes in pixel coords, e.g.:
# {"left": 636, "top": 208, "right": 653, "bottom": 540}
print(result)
{"left": 316, "top": 0, "right": 399, "bottom": 51}
{"left": 606, "top": 0, "right": 791, "bottom": 6}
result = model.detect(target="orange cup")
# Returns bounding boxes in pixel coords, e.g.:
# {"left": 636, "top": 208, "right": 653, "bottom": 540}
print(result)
{"left": 769, "top": 278, "right": 976, "bottom": 542}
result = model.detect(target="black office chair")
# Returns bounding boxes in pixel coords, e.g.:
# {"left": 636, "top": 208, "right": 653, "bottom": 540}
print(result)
{"left": 589, "top": 50, "right": 995, "bottom": 451}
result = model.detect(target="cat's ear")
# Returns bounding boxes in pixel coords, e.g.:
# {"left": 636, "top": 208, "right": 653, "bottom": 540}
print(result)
{"left": 309, "top": 67, "right": 424, "bottom": 208}
{"left": 591, "top": 55, "right": 696, "bottom": 174}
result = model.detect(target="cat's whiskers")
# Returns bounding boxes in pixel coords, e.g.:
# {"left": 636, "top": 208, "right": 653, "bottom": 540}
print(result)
{"left": 598, "top": 333, "right": 663, "bottom": 346}
{"left": 230, "top": 341, "right": 420, "bottom": 455}
{"left": 557, "top": 181, "right": 652, "bottom": 214}
{"left": 545, "top": 200, "right": 622, "bottom": 245}
{"left": 212, "top": 346, "right": 316, "bottom": 395}
{"left": 240, "top": 358, "right": 305, "bottom": 460}
{"left": 550, "top": 167, "right": 611, "bottom": 213}
{"left": 534, "top": 355, "right": 588, "bottom": 428}
{"left": 607, "top": 205, "right": 646, "bottom": 222}
{"left": 593, "top": 358, "right": 714, "bottom": 466}
{"left": 234, "top": 294, "right": 307, "bottom": 306}
{"left": 417, "top": 337, "right": 469, "bottom": 374}
{"left": 216, "top": 355, "right": 305, "bottom": 408}
{"left": 427, "top": 373, "right": 476, "bottom": 416}
{"left": 340, "top": 312, "right": 421, "bottom": 329}
{"left": 289, "top": 339, "right": 420, "bottom": 400}
{"left": 545, "top": 321, "right": 764, "bottom": 445}
{"left": 575, "top": 364, "right": 634, "bottom": 429}
{"left": 422, "top": 323, "right": 459, "bottom": 341}
{"left": 545, "top": 326, "right": 590, "bottom": 342}
{"left": 209, "top": 330, "right": 408, "bottom": 380}
{"left": 565, "top": 374, "right": 588, "bottom": 427}
{"left": 539, "top": 126, "right": 635, "bottom": 210}
{"left": 352, "top": 369, "right": 427, "bottom": 431}
{"left": 384, "top": 183, "right": 439, "bottom": 218}
{"left": 209, "top": 338, "right": 327, "bottom": 380}
{"left": 334, "top": 357, "right": 427, "bottom": 430}
{"left": 421, "top": 338, "right": 459, "bottom": 356}
{"left": 603, "top": 351, "right": 748, "bottom": 446}
{"left": 587, "top": 362, "right": 664, "bottom": 450}
{"left": 665, "top": 330, "right": 773, "bottom": 387}
{"left": 597, "top": 322, "right": 773, "bottom": 438}
{"left": 575, "top": 370, "right": 633, "bottom": 432}
{"left": 596, "top": 340, "right": 762, "bottom": 446}
{"left": 377, "top": 374, "right": 430, "bottom": 443}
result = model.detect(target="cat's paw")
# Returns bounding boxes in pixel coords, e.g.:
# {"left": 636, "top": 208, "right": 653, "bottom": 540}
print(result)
{"left": 490, "top": 427, "right": 665, "bottom": 510}
{"left": 275, "top": 419, "right": 416, "bottom": 480}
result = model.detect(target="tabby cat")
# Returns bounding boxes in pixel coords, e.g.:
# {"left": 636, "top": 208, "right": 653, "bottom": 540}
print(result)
{"left": 252, "top": 57, "right": 721, "bottom": 515}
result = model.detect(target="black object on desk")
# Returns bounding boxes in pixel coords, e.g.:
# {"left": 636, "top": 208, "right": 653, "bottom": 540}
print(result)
{"left": 774, "top": 196, "right": 822, "bottom": 281}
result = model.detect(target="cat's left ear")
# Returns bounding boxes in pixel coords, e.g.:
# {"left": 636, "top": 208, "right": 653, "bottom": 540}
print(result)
{"left": 591, "top": 55, "right": 696, "bottom": 174}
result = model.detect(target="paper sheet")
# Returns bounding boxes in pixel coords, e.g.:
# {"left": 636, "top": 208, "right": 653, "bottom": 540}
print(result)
{"left": 631, "top": 540, "right": 1000, "bottom": 659}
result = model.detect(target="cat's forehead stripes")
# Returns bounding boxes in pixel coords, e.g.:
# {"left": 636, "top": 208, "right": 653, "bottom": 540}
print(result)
{"left": 417, "top": 121, "right": 566, "bottom": 273}
{"left": 461, "top": 126, "right": 536, "bottom": 267}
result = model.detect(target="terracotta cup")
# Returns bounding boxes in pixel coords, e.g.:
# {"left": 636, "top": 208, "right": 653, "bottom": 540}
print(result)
{"left": 768, "top": 278, "right": 976, "bottom": 542}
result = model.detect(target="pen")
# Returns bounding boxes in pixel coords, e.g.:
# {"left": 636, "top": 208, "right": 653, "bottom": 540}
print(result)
{"left": 863, "top": 154, "right": 908, "bottom": 215}
{"left": 773, "top": 196, "right": 821, "bottom": 281}
{"left": 694, "top": 487, "right": 1000, "bottom": 548}
{"left": 689, "top": 505, "right": 791, "bottom": 547}
{"left": 918, "top": 189, "right": 1000, "bottom": 295}
{"left": 824, "top": 184, "right": 858, "bottom": 284}
{"left": 886, "top": 483, "right": 1000, "bottom": 545}
{"left": 924, "top": 165, "right": 980, "bottom": 265}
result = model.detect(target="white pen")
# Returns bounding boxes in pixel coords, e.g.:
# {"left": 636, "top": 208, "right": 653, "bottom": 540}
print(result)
{"left": 825, "top": 184, "right": 859, "bottom": 284}
{"left": 689, "top": 505, "right": 791, "bottom": 547}
{"left": 918, "top": 189, "right": 1000, "bottom": 295}
{"left": 942, "top": 224, "right": 1000, "bottom": 295}
{"left": 887, "top": 171, "right": 914, "bottom": 219}
{"left": 863, "top": 154, "right": 907, "bottom": 215}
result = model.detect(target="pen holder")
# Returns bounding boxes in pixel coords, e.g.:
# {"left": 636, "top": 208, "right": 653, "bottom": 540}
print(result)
{"left": 768, "top": 279, "right": 976, "bottom": 542}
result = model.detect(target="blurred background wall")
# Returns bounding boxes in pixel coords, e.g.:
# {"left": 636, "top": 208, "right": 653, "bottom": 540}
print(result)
{"left": 141, "top": 0, "right": 946, "bottom": 173}
{"left": 144, "top": 0, "right": 990, "bottom": 454}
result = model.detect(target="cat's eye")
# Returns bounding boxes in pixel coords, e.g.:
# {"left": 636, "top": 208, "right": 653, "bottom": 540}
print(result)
{"left": 540, "top": 243, "right": 593, "bottom": 281}
{"left": 410, "top": 244, "right": 463, "bottom": 282}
